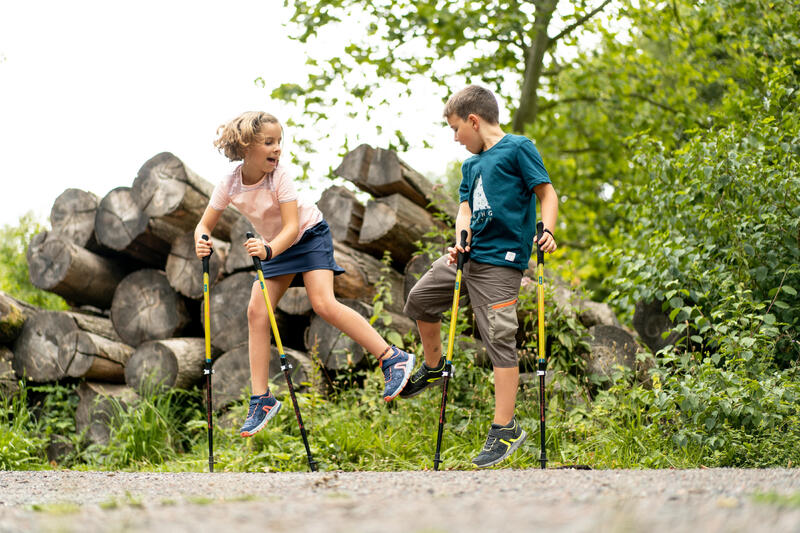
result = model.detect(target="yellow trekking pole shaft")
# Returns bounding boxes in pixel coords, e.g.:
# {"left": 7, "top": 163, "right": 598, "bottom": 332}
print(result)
{"left": 433, "top": 229, "right": 469, "bottom": 471}
{"left": 201, "top": 234, "right": 214, "bottom": 473}
{"left": 246, "top": 232, "right": 317, "bottom": 472}
{"left": 536, "top": 221, "right": 547, "bottom": 469}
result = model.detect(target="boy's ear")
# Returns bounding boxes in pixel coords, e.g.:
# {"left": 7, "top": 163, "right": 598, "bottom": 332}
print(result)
{"left": 467, "top": 113, "right": 481, "bottom": 130}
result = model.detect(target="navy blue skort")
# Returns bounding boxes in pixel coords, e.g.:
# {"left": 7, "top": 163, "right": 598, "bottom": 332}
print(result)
{"left": 257, "top": 220, "right": 345, "bottom": 286}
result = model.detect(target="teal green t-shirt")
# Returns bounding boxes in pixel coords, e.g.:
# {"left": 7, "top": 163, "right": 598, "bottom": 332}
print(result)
{"left": 458, "top": 134, "right": 550, "bottom": 271}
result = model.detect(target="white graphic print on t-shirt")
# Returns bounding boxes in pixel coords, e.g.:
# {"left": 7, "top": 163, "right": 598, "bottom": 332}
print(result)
{"left": 472, "top": 175, "right": 493, "bottom": 226}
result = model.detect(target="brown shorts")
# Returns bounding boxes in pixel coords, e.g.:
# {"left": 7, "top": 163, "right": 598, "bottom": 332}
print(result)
{"left": 404, "top": 255, "right": 522, "bottom": 368}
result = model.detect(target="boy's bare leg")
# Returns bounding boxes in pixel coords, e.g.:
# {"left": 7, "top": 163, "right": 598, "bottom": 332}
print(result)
{"left": 302, "top": 269, "right": 389, "bottom": 358}
{"left": 247, "top": 273, "right": 294, "bottom": 396}
{"left": 493, "top": 366, "right": 519, "bottom": 425}
{"left": 417, "top": 319, "right": 443, "bottom": 367}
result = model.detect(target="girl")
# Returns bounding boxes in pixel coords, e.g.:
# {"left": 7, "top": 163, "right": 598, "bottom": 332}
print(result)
{"left": 195, "top": 111, "right": 414, "bottom": 437}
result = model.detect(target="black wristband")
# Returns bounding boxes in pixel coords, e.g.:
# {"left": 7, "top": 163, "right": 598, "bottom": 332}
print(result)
{"left": 264, "top": 243, "right": 273, "bottom": 261}
{"left": 543, "top": 228, "right": 554, "bottom": 238}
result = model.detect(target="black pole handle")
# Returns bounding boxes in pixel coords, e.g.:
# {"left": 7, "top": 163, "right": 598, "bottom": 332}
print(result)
{"left": 201, "top": 234, "right": 212, "bottom": 272}
{"left": 246, "top": 232, "right": 262, "bottom": 270}
{"left": 536, "top": 222, "right": 544, "bottom": 265}
{"left": 456, "top": 229, "right": 468, "bottom": 270}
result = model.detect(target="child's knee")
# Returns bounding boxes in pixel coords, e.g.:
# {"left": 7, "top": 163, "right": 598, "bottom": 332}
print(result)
{"left": 309, "top": 296, "right": 337, "bottom": 321}
{"left": 247, "top": 295, "right": 267, "bottom": 323}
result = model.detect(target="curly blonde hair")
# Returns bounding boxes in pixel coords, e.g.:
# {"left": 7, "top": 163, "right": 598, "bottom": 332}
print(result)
{"left": 213, "top": 111, "right": 281, "bottom": 161}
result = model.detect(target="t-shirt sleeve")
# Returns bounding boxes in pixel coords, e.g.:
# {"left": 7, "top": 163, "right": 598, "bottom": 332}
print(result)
{"left": 517, "top": 139, "right": 550, "bottom": 192}
{"left": 274, "top": 167, "right": 298, "bottom": 204}
{"left": 458, "top": 162, "right": 470, "bottom": 203}
{"left": 209, "top": 180, "right": 231, "bottom": 211}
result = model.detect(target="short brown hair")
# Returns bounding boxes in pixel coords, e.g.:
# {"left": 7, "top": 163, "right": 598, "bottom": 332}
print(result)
{"left": 214, "top": 111, "right": 280, "bottom": 161}
{"left": 443, "top": 85, "right": 499, "bottom": 125}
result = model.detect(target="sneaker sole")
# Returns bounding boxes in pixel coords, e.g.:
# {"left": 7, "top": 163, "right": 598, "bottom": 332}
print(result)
{"left": 240, "top": 400, "right": 282, "bottom": 438}
{"left": 399, "top": 376, "right": 442, "bottom": 398}
{"left": 472, "top": 429, "right": 528, "bottom": 469}
{"left": 384, "top": 353, "right": 416, "bottom": 402}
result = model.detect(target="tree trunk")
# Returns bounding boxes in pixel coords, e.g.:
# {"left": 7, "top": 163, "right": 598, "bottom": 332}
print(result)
{"left": 95, "top": 186, "right": 183, "bottom": 268}
{"left": 110, "top": 269, "right": 191, "bottom": 346}
{"left": 358, "top": 193, "right": 447, "bottom": 267}
{"left": 224, "top": 215, "right": 259, "bottom": 273}
{"left": 316, "top": 185, "right": 365, "bottom": 248}
{"left": 582, "top": 324, "right": 640, "bottom": 384}
{"left": 304, "top": 299, "right": 416, "bottom": 371}
{"left": 0, "top": 291, "right": 28, "bottom": 344}
{"left": 632, "top": 299, "right": 681, "bottom": 354}
{"left": 332, "top": 241, "right": 405, "bottom": 314}
{"left": 334, "top": 144, "right": 457, "bottom": 218}
{"left": 165, "top": 231, "right": 228, "bottom": 299}
{"left": 210, "top": 342, "right": 316, "bottom": 411}
{"left": 12, "top": 310, "right": 119, "bottom": 383}
{"left": 58, "top": 330, "right": 134, "bottom": 382}
{"left": 132, "top": 152, "right": 239, "bottom": 240}
{"left": 205, "top": 271, "right": 298, "bottom": 352}
{"left": 125, "top": 337, "right": 213, "bottom": 391}
{"left": 49, "top": 188, "right": 103, "bottom": 252}
{"left": 403, "top": 251, "right": 437, "bottom": 302}
{"left": 27, "top": 236, "right": 129, "bottom": 309}
{"left": 277, "top": 287, "right": 312, "bottom": 316}
{"left": 75, "top": 381, "right": 138, "bottom": 446}
{"left": 0, "top": 346, "right": 19, "bottom": 398}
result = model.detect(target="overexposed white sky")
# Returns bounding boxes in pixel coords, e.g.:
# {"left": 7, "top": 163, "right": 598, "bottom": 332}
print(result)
{"left": 0, "top": 0, "right": 465, "bottom": 229}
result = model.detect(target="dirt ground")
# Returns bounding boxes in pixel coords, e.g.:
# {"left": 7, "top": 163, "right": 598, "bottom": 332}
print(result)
{"left": 1, "top": 468, "right": 799, "bottom": 532}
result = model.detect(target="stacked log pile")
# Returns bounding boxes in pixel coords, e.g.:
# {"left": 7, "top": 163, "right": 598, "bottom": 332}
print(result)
{"left": 2, "top": 144, "right": 658, "bottom": 451}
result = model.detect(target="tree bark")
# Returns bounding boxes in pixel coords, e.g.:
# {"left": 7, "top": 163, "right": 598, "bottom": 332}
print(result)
{"left": 27, "top": 236, "right": 129, "bottom": 309}
{"left": 334, "top": 144, "right": 457, "bottom": 217}
{"left": 110, "top": 269, "right": 191, "bottom": 346}
{"left": 0, "top": 291, "right": 28, "bottom": 344}
{"left": 49, "top": 188, "right": 103, "bottom": 252}
{"left": 95, "top": 186, "right": 183, "bottom": 268}
{"left": 75, "top": 381, "right": 138, "bottom": 446}
{"left": 58, "top": 330, "right": 134, "bottom": 382}
{"left": 332, "top": 241, "right": 406, "bottom": 314}
{"left": 12, "top": 310, "right": 119, "bottom": 383}
{"left": 277, "top": 287, "right": 312, "bottom": 316}
{"left": 166, "top": 231, "right": 228, "bottom": 299}
{"left": 0, "top": 346, "right": 19, "bottom": 398}
{"left": 125, "top": 337, "right": 213, "bottom": 391}
{"left": 358, "top": 193, "right": 447, "bottom": 268}
{"left": 403, "top": 251, "right": 437, "bottom": 302}
{"left": 132, "top": 152, "right": 239, "bottom": 240}
{"left": 316, "top": 185, "right": 365, "bottom": 248}
{"left": 210, "top": 342, "right": 316, "bottom": 411}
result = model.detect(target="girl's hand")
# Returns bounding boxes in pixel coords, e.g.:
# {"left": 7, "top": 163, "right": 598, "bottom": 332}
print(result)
{"left": 446, "top": 242, "right": 470, "bottom": 266}
{"left": 195, "top": 236, "right": 213, "bottom": 259}
{"left": 533, "top": 228, "right": 557, "bottom": 254}
{"left": 245, "top": 237, "right": 272, "bottom": 261}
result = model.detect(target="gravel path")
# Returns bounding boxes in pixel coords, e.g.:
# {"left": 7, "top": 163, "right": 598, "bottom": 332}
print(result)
{"left": 1, "top": 469, "right": 799, "bottom": 532}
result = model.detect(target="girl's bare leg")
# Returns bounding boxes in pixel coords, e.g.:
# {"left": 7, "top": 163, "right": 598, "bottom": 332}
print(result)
{"left": 302, "top": 269, "right": 390, "bottom": 359}
{"left": 247, "top": 273, "right": 294, "bottom": 395}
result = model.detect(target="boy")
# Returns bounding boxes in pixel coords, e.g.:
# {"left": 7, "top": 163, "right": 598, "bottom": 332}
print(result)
{"left": 401, "top": 85, "right": 558, "bottom": 468}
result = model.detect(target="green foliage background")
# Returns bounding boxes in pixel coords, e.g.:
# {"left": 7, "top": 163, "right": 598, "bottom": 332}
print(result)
{"left": 2, "top": 0, "right": 799, "bottom": 471}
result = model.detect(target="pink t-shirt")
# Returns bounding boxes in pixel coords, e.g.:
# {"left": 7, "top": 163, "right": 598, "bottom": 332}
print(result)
{"left": 209, "top": 164, "right": 322, "bottom": 245}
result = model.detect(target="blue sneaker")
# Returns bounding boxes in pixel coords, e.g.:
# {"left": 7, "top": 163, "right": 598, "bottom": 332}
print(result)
{"left": 381, "top": 346, "right": 415, "bottom": 402}
{"left": 239, "top": 391, "right": 282, "bottom": 437}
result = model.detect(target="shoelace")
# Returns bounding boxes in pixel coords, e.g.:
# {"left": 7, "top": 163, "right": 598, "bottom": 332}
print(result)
{"left": 483, "top": 435, "right": 498, "bottom": 451}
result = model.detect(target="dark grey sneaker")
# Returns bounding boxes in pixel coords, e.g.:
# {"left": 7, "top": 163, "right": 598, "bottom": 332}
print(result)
{"left": 399, "top": 357, "right": 445, "bottom": 398}
{"left": 471, "top": 417, "right": 528, "bottom": 468}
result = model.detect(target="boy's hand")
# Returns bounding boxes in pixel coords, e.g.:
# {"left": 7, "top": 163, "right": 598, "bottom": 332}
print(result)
{"left": 534, "top": 228, "right": 557, "bottom": 254}
{"left": 195, "top": 236, "right": 213, "bottom": 259}
{"left": 245, "top": 237, "right": 273, "bottom": 261}
{"left": 446, "top": 242, "right": 470, "bottom": 265}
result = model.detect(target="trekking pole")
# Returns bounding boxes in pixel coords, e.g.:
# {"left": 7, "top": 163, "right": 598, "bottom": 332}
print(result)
{"left": 433, "top": 229, "right": 468, "bottom": 471}
{"left": 535, "top": 222, "right": 548, "bottom": 470}
{"left": 201, "top": 234, "right": 215, "bottom": 473}
{"left": 246, "top": 232, "right": 318, "bottom": 472}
